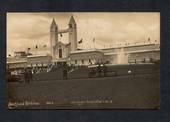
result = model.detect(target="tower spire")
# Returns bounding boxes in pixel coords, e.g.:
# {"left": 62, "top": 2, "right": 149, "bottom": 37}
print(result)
{"left": 51, "top": 18, "right": 57, "bottom": 27}
{"left": 68, "top": 15, "right": 77, "bottom": 51}
{"left": 50, "top": 18, "right": 58, "bottom": 60}
{"left": 69, "top": 15, "right": 76, "bottom": 24}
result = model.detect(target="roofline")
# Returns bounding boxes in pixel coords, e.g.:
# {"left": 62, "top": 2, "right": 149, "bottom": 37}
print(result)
{"left": 104, "top": 49, "right": 160, "bottom": 56}
{"left": 27, "top": 54, "right": 51, "bottom": 58}
{"left": 102, "top": 43, "right": 159, "bottom": 50}
{"left": 70, "top": 49, "right": 104, "bottom": 54}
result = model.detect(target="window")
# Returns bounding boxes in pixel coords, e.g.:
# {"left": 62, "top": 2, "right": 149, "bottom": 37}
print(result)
{"left": 59, "top": 48, "right": 62, "bottom": 58}
{"left": 97, "top": 59, "right": 99, "bottom": 63}
{"left": 100, "top": 59, "right": 103, "bottom": 63}
{"left": 82, "top": 59, "right": 84, "bottom": 64}
{"left": 75, "top": 60, "right": 77, "bottom": 64}
{"left": 69, "top": 24, "right": 72, "bottom": 28}
{"left": 89, "top": 59, "right": 91, "bottom": 63}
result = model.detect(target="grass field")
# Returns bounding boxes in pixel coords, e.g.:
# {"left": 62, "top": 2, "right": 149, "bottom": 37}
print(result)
{"left": 7, "top": 72, "right": 160, "bottom": 109}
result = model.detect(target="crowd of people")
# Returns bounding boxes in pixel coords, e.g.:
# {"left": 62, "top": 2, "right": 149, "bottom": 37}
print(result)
{"left": 8, "top": 62, "right": 112, "bottom": 83}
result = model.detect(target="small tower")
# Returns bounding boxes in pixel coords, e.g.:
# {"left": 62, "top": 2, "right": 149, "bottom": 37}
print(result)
{"left": 68, "top": 15, "right": 77, "bottom": 52}
{"left": 50, "top": 19, "right": 58, "bottom": 59}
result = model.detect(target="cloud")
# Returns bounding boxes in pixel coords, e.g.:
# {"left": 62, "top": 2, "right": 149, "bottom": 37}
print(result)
{"left": 126, "top": 22, "right": 144, "bottom": 33}
{"left": 7, "top": 12, "right": 160, "bottom": 55}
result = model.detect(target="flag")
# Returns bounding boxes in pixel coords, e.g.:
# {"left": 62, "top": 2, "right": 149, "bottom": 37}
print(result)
{"left": 43, "top": 45, "right": 46, "bottom": 47}
{"left": 93, "top": 38, "right": 95, "bottom": 42}
{"left": 78, "top": 39, "right": 83, "bottom": 44}
{"left": 148, "top": 37, "right": 150, "bottom": 41}
{"left": 66, "top": 42, "right": 71, "bottom": 46}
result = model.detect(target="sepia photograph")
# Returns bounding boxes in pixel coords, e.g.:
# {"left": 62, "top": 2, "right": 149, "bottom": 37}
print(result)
{"left": 6, "top": 12, "right": 160, "bottom": 109}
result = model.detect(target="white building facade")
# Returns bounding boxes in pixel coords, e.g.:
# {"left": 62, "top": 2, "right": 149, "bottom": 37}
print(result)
{"left": 7, "top": 15, "right": 160, "bottom": 71}
{"left": 49, "top": 16, "right": 160, "bottom": 66}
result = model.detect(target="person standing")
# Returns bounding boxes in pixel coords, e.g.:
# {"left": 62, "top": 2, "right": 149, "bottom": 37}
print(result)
{"left": 103, "top": 64, "right": 107, "bottom": 77}
{"left": 28, "top": 68, "right": 33, "bottom": 82}
{"left": 63, "top": 63, "right": 68, "bottom": 80}
{"left": 24, "top": 68, "right": 28, "bottom": 83}
{"left": 97, "top": 64, "right": 102, "bottom": 77}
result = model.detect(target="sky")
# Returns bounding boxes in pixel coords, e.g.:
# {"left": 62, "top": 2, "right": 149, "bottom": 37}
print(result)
{"left": 7, "top": 12, "right": 160, "bottom": 56}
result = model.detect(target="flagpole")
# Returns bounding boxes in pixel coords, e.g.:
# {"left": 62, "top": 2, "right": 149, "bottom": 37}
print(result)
{"left": 78, "top": 38, "right": 83, "bottom": 49}
{"left": 93, "top": 38, "right": 95, "bottom": 49}
{"left": 35, "top": 45, "right": 38, "bottom": 55}
{"left": 94, "top": 41, "right": 95, "bottom": 49}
